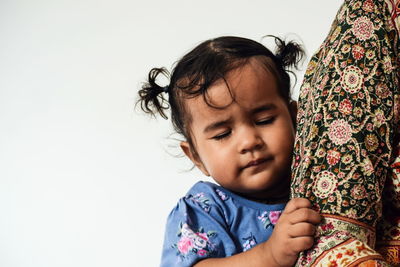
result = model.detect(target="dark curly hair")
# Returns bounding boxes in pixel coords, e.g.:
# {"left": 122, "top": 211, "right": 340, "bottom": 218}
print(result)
{"left": 137, "top": 35, "right": 304, "bottom": 154}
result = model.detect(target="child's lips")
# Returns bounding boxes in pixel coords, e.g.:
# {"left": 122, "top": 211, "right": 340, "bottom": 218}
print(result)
{"left": 243, "top": 158, "right": 271, "bottom": 169}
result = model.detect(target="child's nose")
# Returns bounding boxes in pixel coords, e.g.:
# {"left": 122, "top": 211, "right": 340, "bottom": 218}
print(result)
{"left": 238, "top": 127, "right": 265, "bottom": 154}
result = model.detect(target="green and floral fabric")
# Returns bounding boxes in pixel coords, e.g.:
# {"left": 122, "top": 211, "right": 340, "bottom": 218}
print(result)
{"left": 291, "top": 0, "right": 400, "bottom": 265}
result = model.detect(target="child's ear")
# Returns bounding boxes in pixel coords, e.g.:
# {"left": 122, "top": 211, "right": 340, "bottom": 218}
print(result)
{"left": 289, "top": 101, "right": 298, "bottom": 125}
{"left": 180, "top": 141, "right": 210, "bottom": 176}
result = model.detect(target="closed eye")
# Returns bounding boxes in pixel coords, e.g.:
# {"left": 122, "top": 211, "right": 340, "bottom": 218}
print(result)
{"left": 212, "top": 130, "right": 231, "bottom": 141}
{"left": 256, "top": 117, "right": 275, "bottom": 126}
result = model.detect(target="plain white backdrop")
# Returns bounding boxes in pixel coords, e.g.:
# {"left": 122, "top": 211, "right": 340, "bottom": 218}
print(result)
{"left": 1, "top": 1, "right": 342, "bottom": 266}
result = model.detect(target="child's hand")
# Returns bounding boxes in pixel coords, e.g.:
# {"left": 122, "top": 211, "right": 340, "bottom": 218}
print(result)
{"left": 193, "top": 198, "right": 320, "bottom": 267}
{"left": 263, "top": 198, "right": 321, "bottom": 267}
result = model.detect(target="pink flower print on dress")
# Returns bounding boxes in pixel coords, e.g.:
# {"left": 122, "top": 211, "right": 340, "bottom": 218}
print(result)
{"left": 175, "top": 223, "right": 217, "bottom": 259}
{"left": 376, "top": 83, "right": 390, "bottom": 98}
{"left": 352, "top": 16, "right": 374, "bottom": 41}
{"left": 258, "top": 211, "right": 271, "bottom": 229}
{"left": 362, "top": 0, "right": 374, "bottom": 12}
{"left": 258, "top": 210, "right": 281, "bottom": 229}
{"left": 177, "top": 237, "right": 193, "bottom": 255}
{"left": 268, "top": 211, "right": 282, "bottom": 225}
{"left": 338, "top": 99, "right": 353, "bottom": 115}
{"left": 215, "top": 189, "right": 229, "bottom": 201}
{"left": 315, "top": 113, "right": 323, "bottom": 121}
{"left": 320, "top": 222, "right": 335, "bottom": 232}
{"left": 181, "top": 223, "right": 196, "bottom": 238}
{"left": 193, "top": 233, "right": 208, "bottom": 249}
{"left": 352, "top": 44, "right": 365, "bottom": 60}
{"left": 196, "top": 232, "right": 208, "bottom": 240}
{"left": 328, "top": 119, "right": 353, "bottom": 145}
{"left": 242, "top": 233, "right": 257, "bottom": 252}
{"left": 351, "top": 184, "right": 367, "bottom": 200}
{"left": 197, "top": 249, "right": 207, "bottom": 256}
{"left": 187, "top": 193, "right": 211, "bottom": 213}
{"left": 327, "top": 150, "right": 341, "bottom": 166}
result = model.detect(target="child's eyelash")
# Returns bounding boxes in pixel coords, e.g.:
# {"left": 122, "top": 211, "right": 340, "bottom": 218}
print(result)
{"left": 256, "top": 117, "right": 275, "bottom": 125}
{"left": 211, "top": 118, "right": 275, "bottom": 141}
{"left": 212, "top": 131, "right": 231, "bottom": 140}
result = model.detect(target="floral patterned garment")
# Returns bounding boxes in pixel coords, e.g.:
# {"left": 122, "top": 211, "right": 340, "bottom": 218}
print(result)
{"left": 160, "top": 181, "right": 285, "bottom": 267}
{"left": 291, "top": 0, "right": 400, "bottom": 265}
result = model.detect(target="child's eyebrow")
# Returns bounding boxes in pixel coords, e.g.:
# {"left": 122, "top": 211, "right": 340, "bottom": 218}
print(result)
{"left": 203, "top": 118, "right": 233, "bottom": 134}
{"left": 252, "top": 103, "right": 277, "bottom": 114}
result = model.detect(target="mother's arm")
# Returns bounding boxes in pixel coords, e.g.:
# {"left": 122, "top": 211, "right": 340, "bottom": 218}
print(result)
{"left": 291, "top": 0, "right": 400, "bottom": 265}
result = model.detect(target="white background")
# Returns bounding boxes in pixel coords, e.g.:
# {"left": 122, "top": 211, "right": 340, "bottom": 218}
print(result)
{"left": 1, "top": 1, "right": 342, "bottom": 266}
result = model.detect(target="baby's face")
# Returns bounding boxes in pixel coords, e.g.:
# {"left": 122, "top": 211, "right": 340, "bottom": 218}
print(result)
{"left": 181, "top": 58, "right": 296, "bottom": 200}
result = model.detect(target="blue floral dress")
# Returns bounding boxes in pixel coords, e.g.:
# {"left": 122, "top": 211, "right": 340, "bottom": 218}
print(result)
{"left": 160, "top": 181, "right": 286, "bottom": 267}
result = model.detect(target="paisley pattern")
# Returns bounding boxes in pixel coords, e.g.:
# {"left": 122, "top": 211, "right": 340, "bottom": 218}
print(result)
{"left": 291, "top": 0, "right": 400, "bottom": 265}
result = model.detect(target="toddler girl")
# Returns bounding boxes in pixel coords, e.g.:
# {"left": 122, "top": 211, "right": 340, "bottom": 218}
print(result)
{"left": 138, "top": 36, "right": 321, "bottom": 267}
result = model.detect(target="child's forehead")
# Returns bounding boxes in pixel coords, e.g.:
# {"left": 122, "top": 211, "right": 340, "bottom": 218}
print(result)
{"left": 206, "top": 61, "right": 278, "bottom": 105}
{"left": 184, "top": 62, "right": 282, "bottom": 117}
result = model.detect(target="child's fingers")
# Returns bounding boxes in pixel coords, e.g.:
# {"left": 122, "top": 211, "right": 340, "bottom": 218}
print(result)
{"left": 289, "top": 208, "right": 321, "bottom": 225}
{"left": 282, "top": 198, "right": 312, "bottom": 214}
{"left": 288, "top": 222, "right": 316, "bottom": 238}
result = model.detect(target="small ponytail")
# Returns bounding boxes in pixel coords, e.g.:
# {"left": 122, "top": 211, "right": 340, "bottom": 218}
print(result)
{"left": 138, "top": 35, "right": 304, "bottom": 149}
{"left": 260, "top": 35, "right": 305, "bottom": 101}
{"left": 137, "top": 67, "right": 170, "bottom": 119}
{"left": 273, "top": 36, "right": 305, "bottom": 70}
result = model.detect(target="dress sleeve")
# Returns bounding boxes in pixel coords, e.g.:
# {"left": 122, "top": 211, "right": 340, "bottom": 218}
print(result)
{"left": 291, "top": 0, "right": 400, "bottom": 265}
{"left": 160, "top": 192, "right": 237, "bottom": 267}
